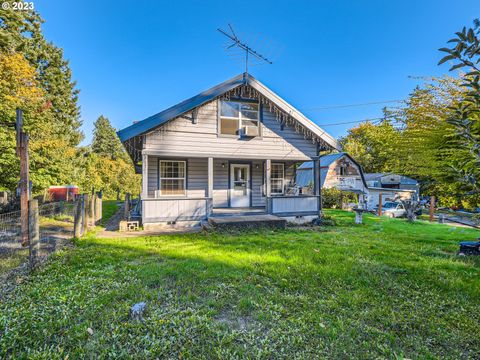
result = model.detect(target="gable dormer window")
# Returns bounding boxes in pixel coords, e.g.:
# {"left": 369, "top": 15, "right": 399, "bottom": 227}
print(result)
{"left": 220, "top": 100, "right": 260, "bottom": 137}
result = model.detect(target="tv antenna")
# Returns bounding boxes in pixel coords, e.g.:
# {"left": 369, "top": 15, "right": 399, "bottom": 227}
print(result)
{"left": 217, "top": 24, "right": 273, "bottom": 74}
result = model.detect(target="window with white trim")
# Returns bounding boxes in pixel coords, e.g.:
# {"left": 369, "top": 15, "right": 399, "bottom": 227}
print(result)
{"left": 159, "top": 160, "right": 186, "bottom": 196}
{"left": 271, "top": 163, "right": 285, "bottom": 195}
{"left": 220, "top": 100, "right": 260, "bottom": 136}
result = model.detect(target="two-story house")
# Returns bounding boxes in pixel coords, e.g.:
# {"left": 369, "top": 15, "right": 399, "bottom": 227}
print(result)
{"left": 117, "top": 73, "right": 341, "bottom": 228}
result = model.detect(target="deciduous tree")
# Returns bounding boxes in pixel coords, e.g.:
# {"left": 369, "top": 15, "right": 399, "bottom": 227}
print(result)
{"left": 438, "top": 20, "right": 480, "bottom": 198}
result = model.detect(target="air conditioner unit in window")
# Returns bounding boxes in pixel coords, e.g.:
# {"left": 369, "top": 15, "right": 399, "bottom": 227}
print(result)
{"left": 243, "top": 126, "right": 259, "bottom": 137}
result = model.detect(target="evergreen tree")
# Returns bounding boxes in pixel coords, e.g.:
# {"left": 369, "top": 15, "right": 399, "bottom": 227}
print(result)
{"left": 0, "top": 5, "right": 82, "bottom": 192}
{"left": 91, "top": 115, "right": 125, "bottom": 160}
{"left": 0, "top": 5, "right": 83, "bottom": 145}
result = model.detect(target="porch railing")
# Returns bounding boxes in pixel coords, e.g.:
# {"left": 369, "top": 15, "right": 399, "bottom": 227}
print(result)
{"left": 269, "top": 195, "right": 319, "bottom": 215}
{"left": 142, "top": 197, "right": 211, "bottom": 223}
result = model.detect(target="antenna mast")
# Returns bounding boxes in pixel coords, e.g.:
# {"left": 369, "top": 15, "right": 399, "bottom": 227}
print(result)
{"left": 218, "top": 24, "right": 273, "bottom": 74}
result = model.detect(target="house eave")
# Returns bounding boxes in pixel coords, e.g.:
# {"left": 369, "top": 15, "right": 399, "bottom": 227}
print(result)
{"left": 117, "top": 72, "right": 341, "bottom": 152}
{"left": 116, "top": 74, "right": 246, "bottom": 143}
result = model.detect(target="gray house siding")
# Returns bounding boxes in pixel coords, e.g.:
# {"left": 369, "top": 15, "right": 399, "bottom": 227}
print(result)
{"left": 212, "top": 159, "right": 228, "bottom": 207}
{"left": 147, "top": 157, "right": 208, "bottom": 198}
{"left": 251, "top": 160, "right": 264, "bottom": 207}
{"left": 144, "top": 100, "right": 318, "bottom": 161}
{"left": 147, "top": 156, "right": 297, "bottom": 209}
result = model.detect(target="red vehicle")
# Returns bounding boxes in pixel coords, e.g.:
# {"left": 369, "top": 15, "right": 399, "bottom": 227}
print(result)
{"left": 48, "top": 185, "right": 79, "bottom": 202}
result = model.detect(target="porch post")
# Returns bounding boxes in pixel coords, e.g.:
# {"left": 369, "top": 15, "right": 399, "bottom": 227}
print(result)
{"left": 265, "top": 159, "right": 271, "bottom": 213}
{"left": 313, "top": 157, "right": 321, "bottom": 216}
{"left": 207, "top": 157, "right": 213, "bottom": 216}
{"left": 142, "top": 152, "right": 148, "bottom": 199}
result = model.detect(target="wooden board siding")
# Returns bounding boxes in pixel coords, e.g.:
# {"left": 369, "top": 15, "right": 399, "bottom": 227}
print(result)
{"left": 271, "top": 196, "right": 318, "bottom": 214}
{"left": 251, "top": 160, "right": 264, "bottom": 207}
{"left": 323, "top": 158, "right": 366, "bottom": 193}
{"left": 143, "top": 198, "right": 207, "bottom": 223}
{"left": 213, "top": 159, "right": 228, "bottom": 207}
{"left": 147, "top": 157, "right": 158, "bottom": 198}
{"left": 144, "top": 100, "right": 318, "bottom": 161}
{"left": 147, "top": 156, "right": 298, "bottom": 208}
{"left": 147, "top": 157, "right": 207, "bottom": 198}
{"left": 187, "top": 158, "right": 208, "bottom": 197}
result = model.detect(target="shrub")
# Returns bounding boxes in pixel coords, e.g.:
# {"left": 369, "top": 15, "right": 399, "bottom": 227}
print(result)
{"left": 319, "top": 214, "right": 337, "bottom": 226}
{"left": 322, "top": 188, "right": 357, "bottom": 209}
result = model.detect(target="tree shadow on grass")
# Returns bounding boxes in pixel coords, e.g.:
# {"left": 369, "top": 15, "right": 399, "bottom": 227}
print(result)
{"left": 2, "top": 228, "right": 480, "bottom": 359}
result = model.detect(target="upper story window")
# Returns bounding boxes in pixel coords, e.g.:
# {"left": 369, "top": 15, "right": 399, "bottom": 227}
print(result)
{"left": 220, "top": 100, "right": 260, "bottom": 136}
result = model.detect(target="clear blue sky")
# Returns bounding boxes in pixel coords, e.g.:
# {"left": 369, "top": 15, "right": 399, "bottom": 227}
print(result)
{"left": 36, "top": 0, "right": 479, "bottom": 144}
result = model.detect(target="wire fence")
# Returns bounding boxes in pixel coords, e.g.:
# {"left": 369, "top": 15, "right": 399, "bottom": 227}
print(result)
{"left": 0, "top": 200, "right": 78, "bottom": 277}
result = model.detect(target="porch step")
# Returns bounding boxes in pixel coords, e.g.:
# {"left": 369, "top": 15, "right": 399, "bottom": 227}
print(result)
{"left": 207, "top": 214, "right": 286, "bottom": 231}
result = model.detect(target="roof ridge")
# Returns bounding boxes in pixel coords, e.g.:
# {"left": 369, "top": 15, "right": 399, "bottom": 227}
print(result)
{"left": 117, "top": 73, "right": 340, "bottom": 150}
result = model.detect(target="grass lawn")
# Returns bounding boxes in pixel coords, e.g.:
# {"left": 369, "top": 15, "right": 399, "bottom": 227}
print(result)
{"left": 101, "top": 199, "right": 118, "bottom": 225}
{"left": 0, "top": 249, "right": 27, "bottom": 276}
{"left": 1, "top": 210, "right": 479, "bottom": 359}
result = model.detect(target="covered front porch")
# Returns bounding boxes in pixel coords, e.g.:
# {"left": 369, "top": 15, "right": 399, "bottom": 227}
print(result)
{"left": 140, "top": 155, "right": 322, "bottom": 227}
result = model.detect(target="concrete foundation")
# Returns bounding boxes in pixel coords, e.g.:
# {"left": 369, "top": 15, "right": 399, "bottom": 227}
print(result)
{"left": 282, "top": 215, "right": 318, "bottom": 225}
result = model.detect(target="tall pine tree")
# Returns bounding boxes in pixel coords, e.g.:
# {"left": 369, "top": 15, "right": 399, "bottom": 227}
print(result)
{"left": 91, "top": 115, "right": 125, "bottom": 160}
{"left": 0, "top": 4, "right": 82, "bottom": 192}
{"left": 0, "top": 5, "right": 82, "bottom": 145}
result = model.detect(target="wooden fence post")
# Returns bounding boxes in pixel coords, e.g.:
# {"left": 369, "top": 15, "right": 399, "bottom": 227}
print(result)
{"left": 378, "top": 193, "right": 383, "bottom": 216}
{"left": 82, "top": 193, "right": 88, "bottom": 234}
{"left": 74, "top": 198, "right": 83, "bottom": 238}
{"left": 124, "top": 193, "right": 130, "bottom": 220}
{"left": 89, "top": 194, "right": 95, "bottom": 227}
{"left": 16, "top": 109, "right": 30, "bottom": 248}
{"left": 19, "top": 132, "right": 29, "bottom": 247}
{"left": 95, "top": 195, "right": 102, "bottom": 223}
{"left": 28, "top": 199, "right": 39, "bottom": 267}
{"left": 429, "top": 195, "right": 435, "bottom": 222}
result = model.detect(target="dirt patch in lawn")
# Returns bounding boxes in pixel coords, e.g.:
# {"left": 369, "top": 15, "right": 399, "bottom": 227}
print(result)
{"left": 215, "top": 310, "right": 258, "bottom": 331}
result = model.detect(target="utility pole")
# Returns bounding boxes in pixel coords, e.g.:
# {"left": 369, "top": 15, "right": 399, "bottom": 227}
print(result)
{"left": 16, "top": 108, "right": 30, "bottom": 247}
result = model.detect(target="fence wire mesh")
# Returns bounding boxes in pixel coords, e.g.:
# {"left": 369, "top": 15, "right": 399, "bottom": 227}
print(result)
{"left": 0, "top": 210, "right": 23, "bottom": 274}
{"left": 0, "top": 201, "right": 78, "bottom": 276}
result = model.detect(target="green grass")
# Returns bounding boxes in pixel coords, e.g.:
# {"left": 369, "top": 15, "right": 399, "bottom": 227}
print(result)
{"left": 1, "top": 210, "right": 479, "bottom": 359}
{"left": 0, "top": 249, "right": 27, "bottom": 275}
{"left": 101, "top": 199, "right": 118, "bottom": 224}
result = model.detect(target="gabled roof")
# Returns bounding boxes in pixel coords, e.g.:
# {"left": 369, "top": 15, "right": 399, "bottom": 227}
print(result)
{"left": 363, "top": 173, "right": 419, "bottom": 185}
{"left": 117, "top": 72, "right": 340, "bottom": 150}
{"left": 363, "top": 173, "right": 385, "bottom": 182}
{"left": 296, "top": 152, "right": 368, "bottom": 188}
{"left": 297, "top": 152, "right": 347, "bottom": 170}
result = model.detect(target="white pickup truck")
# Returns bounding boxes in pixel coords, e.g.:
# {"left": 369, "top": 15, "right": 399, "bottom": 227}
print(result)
{"left": 376, "top": 201, "right": 406, "bottom": 218}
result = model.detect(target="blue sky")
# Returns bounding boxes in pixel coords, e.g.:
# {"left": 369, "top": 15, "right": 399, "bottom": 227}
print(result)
{"left": 36, "top": 0, "right": 479, "bottom": 144}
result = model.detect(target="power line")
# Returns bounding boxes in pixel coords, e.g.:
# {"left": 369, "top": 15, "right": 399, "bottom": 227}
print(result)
{"left": 318, "top": 117, "right": 384, "bottom": 127}
{"left": 307, "top": 99, "right": 404, "bottom": 111}
{"left": 318, "top": 115, "right": 402, "bottom": 127}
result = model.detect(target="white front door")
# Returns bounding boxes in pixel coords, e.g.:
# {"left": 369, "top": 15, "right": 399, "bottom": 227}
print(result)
{"left": 230, "top": 164, "right": 250, "bottom": 207}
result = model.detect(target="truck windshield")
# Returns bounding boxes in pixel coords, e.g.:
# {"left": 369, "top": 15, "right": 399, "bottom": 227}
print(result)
{"left": 383, "top": 202, "right": 397, "bottom": 209}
